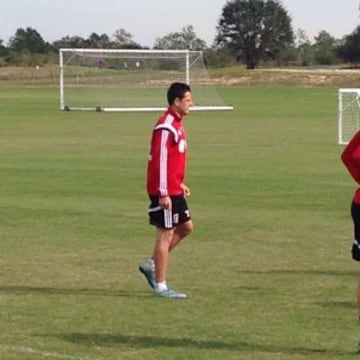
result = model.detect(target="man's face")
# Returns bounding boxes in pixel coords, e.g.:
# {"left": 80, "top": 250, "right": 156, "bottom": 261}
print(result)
{"left": 174, "top": 91, "right": 193, "bottom": 116}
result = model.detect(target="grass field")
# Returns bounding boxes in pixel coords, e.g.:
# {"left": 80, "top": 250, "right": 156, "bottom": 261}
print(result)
{"left": 0, "top": 84, "right": 358, "bottom": 359}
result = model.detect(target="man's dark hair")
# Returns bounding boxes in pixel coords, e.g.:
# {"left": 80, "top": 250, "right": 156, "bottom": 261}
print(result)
{"left": 167, "top": 82, "right": 191, "bottom": 106}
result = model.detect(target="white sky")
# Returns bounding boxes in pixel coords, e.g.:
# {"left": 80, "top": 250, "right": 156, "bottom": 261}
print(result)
{"left": 0, "top": 0, "right": 359, "bottom": 46}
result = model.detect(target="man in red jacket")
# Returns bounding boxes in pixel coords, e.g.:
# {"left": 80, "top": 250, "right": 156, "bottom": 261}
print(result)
{"left": 341, "top": 130, "right": 360, "bottom": 350}
{"left": 139, "top": 82, "right": 194, "bottom": 299}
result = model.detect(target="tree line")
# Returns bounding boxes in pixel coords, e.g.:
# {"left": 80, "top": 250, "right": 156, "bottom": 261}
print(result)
{"left": 1, "top": 0, "right": 360, "bottom": 69}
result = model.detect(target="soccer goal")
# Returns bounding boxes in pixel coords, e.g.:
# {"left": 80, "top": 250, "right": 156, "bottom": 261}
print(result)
{"left": 59, "top": 48, "right": 233, "bottom": 112}
{"left": 338, "top": 88, "right": 360, "bottom": 145}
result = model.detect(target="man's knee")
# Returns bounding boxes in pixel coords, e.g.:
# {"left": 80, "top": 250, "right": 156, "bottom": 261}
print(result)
{"left": 180, "top": 220, "right": 193, "bottom": 237}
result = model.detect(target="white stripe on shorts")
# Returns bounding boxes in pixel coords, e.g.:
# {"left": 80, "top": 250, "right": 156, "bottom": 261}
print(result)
{"left": 164, "top": 208, "right": 173, "bottom": 228}
{"left": 148, "top": 206, "right": 161, "bottom": 213}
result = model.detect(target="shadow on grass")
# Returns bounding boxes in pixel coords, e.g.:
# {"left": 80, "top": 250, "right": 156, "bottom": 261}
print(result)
{"left": 312, "top": 300, "right": 355, "bottom": 309}
{"left": 241, "top": 269, "right": 359, "bottom": 277}
{"left": 56, "top": 332, "right": 345, "bottom": 355}
{"left": 0, "top": 285, "right": 148, "bottom": 298}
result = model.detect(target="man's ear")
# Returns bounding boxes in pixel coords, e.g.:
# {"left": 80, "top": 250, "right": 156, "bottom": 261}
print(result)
{"left": 173, "top": 97, "right": 181, "bottom": 107}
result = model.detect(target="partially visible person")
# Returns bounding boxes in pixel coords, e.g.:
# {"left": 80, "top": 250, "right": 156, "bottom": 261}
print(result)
{"left": 341, "top": 130, "right": 360, "bottom": 351}
{"left": 139, "top": 82, "right": 194, "bottom": 299}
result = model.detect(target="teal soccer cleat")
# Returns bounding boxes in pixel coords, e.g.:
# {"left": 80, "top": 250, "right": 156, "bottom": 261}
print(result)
{"left": 138, "top": 259, "right": 155, "bottom": 289}
{"left": 154, "top": 288, "right": 187, "bottom": 299}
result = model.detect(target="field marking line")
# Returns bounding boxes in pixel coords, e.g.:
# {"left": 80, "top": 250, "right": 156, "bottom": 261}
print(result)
{"left": 0, "top": 344, "right": 101, "bottom": 360}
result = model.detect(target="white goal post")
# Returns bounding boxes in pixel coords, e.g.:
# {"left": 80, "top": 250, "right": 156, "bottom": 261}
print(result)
{"left": 59, "top": 48, "right": 233, "bottom": 112}
{"left": 338, "top": 88, "right": 360, "bottom": 145}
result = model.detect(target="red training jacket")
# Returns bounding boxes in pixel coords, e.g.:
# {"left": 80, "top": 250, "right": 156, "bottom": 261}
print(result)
{"left": 341, "top": 131, "right": 360, "bottom": 204}
{"left": 147, "top": 108, "right": 187, "bottom": 197}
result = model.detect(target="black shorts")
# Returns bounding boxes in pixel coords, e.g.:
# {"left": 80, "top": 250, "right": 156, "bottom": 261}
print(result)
{"left": 351, "top": 201, "right": 360, "bottom": 261}
{"left": 148, "top": 195, "right": 191, "bottom": 229}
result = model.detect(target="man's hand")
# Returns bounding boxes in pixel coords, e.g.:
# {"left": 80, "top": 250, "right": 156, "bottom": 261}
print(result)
{"left": 159, "top": 196, "right": 172, "bottom": 209}
{"left": 180, "top": 183, "right": 191, "bottom": 196}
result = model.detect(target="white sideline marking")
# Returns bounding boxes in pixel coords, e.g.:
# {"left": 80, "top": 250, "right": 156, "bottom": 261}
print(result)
{"left": 0, "top": 344, "right": 100, "bottom": 360}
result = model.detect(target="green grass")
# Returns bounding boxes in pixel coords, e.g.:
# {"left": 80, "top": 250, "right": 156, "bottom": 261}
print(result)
{"left": 0, "top": 84, "right": 357, "bottom": 359}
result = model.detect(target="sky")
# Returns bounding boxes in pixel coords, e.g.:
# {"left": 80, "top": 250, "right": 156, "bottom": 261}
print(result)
{"left": 0, "top": 0, "right": 359, "bottom": 47}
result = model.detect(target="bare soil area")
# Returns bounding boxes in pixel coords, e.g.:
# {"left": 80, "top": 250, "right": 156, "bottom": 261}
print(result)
{"left": 0, "top": 65, "right": 359, "bottom": 87}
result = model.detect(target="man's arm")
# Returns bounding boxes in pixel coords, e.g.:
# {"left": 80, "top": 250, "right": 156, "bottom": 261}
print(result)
{"left": 342, "top": 131, "right": 360, "bottom": 184}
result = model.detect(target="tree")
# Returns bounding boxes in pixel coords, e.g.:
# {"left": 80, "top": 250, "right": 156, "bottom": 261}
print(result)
{"left": 313, "top": 30, "right": 338, "bottom": 65}
{"left": 203, "top": 46, "right": 235, "bottom": 67}
{"left": 86, "top": 33, "right": 112, "bottom": 48}
{"left": 337, "top": 26, "right": 360, "bottom": 65}
{"left": 154, "top": 25, "right": 207, "bottom": 50}
{"left": 216, "top": 0, "right": 294, "bottom": 69}
{"left": 180, "top": 25, "right": 207, "bottom": 50}
{"left": 0, "top": 38, "right": 8, "bottom": 57}
{"left": 53, "top": 35, "right": 87, "bottom": 50}
{"left": 295, "top": 28, "right": 314, "bottom": 66}
{"left": 9, "top": 27, "right": 49, "bottom": 53}
{"left": 113, "top": 28, "right": 141, "bottom": 48}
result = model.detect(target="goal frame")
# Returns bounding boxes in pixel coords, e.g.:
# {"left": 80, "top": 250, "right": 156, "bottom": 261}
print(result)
{"left": 59, "top": 48, "right": 233, "bottom": 112}
{"left": 338, "top": 88, "right": 360, "bottom": 145}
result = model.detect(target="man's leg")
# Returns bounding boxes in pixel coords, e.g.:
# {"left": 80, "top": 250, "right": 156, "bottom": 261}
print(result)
{"left": 357, "top": 279, "right": 360, "bottom": 319}
{"left": 140, "top": 196, "right": 189, "bottom": 298}
{"left": 152, "top": 227, "right": 187, "bottom": 299}
{"left": 169, "top": 219, "right": 193, "bottom": 252}
{"left": 138, "top": 227, "right": 174, "bottom": 291}
{"left": 352, "top": 202, "right": 360, "bottom": 318}
{"left": 357, "top": 278, "right": 360, "bottom": 352}
{"left": 152, "top": 227, "right": 174, "bottom": 284}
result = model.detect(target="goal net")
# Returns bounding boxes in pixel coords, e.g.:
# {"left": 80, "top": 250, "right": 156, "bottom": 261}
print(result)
{"left": 338, "top": 88, "right": 360, "bottom": 145}
{"left": 59, "top": 48, "right": 233, "bottom": 112}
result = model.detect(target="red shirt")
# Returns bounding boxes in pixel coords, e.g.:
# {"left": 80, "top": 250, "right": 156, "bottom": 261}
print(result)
{"left": 341, "top": 131, "right": 360, "bottom": 204}
{"left": 147, "top": 108, "right": 187, "bottom": 197}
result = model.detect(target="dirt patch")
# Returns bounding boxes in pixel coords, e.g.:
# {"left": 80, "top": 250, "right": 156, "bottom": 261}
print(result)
{"left": 0, "top": 65, "right": 59, "bottom": 85}
{"left": 0, "top": 65, "right": 359, "bottom": 87}
{"left": 213, "top": 68, "right": 360, "bottom": 87}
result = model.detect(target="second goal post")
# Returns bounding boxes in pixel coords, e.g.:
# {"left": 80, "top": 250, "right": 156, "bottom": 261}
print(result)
{"left": 59, "top": 48, "right": 233, "bottom": 112}
{"left": 338, "top": 88, "right": 360, "bottom": 145}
